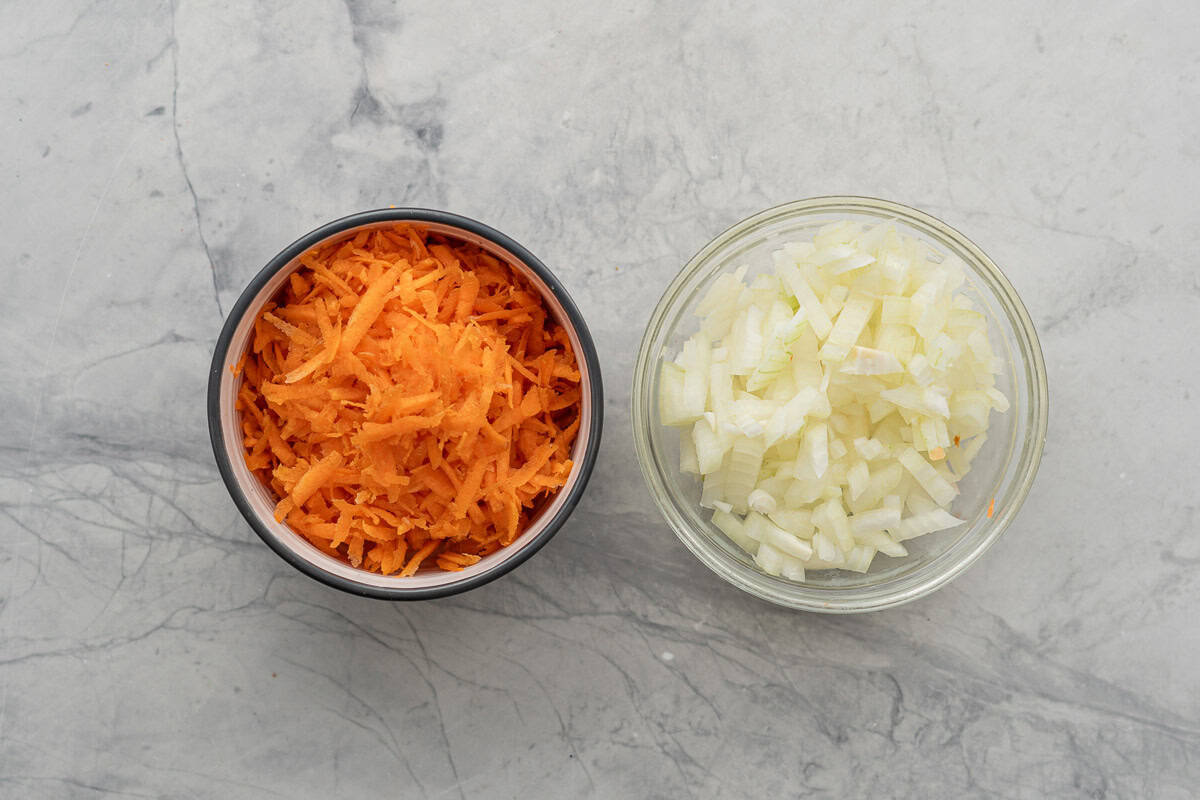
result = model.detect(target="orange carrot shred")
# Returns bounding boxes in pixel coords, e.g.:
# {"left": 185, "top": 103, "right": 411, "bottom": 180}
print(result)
{"left": 235, "top": 224, "right": 581, "bottom": 575}
{"left": 399, "top": 540, "right": 439, "bottom": 577}
{"left": 231, "top": 350, "right": 247, "bottom": 377}
{"left": 987, "top": 497, "right": 996, "bottom": 518}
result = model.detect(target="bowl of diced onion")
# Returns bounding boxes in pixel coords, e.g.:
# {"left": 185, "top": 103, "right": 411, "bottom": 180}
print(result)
{"left": 632, "top": 197, "right": 1047, "bottom": 612}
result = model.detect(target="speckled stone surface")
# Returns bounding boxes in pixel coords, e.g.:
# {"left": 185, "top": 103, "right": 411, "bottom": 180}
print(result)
{"left": 2, "top": 2, "right": 1198, "bottom": 797}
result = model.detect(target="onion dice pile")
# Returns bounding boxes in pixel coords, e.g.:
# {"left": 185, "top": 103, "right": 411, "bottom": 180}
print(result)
{"left": 659, "top": 220, "right": 1008, "bottom": 580}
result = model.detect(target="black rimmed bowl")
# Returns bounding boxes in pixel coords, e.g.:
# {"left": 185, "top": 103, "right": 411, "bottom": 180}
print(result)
{"left": 208, "top": 208, "right": 603, "bottom": 599}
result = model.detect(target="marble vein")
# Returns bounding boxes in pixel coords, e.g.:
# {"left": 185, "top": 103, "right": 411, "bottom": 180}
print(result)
{"left": 168, "top": 0, "right": 221, "bottom": 317}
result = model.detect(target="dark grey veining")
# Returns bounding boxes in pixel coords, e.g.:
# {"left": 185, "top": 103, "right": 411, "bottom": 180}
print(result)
{"left": 2, "top": 1, "right": 1198, "bottom": 798}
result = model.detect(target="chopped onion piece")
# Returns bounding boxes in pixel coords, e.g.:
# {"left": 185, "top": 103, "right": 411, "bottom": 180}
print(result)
{"left": 829, "top": 252, "right": 876, "bottom": 275}
{"left": 907, "top": 353, "right": 934, "bottom": 386}
{"left": 849, "top": 505, "right": 902, "bottom": 535}
{"left": 748, "top": 488, "right": 778, "bottom": 515}
{"left": 843, "top": 544, "right": 876, "bottom": 572}
{"left": 895, "top": 508, "right": 965, "bottom": 541}
{"left": 846, "top": 460, "right": 870, "bottom": 501}
{"left": 747, "top": 309, "right": 808, "bottom": 392}
{"left": 775, "top": 256, "right": 834, "bottom": 339}
{"left": 804, "top": 423, "right": 829, "bottom": 479}
{"left": 857, "top": 530, "right": 907, "bottom": 557}
{"left": 987, "top": 386, "right": 1011, "bottom": 413}
{"left": 762, "top": 521, "right": 814, "bottom": 560}
{"left": 728, "top": 304, "right": 765, "bottom": 376}
{"left": 819, "top": 292, "right": 875, "bottom": 362}
{"left": 712, "top": 509, "right": 758, "bottom": 554}
{"left": 811, "top": 244, "right": 858, "bottom": 265}
{"left": 841, "top": 346, "right": 903, "bottom": 375}
{"left": 700, "top": 469, "right": 725, "bottom": 510}
{"left": 779, "top": 556, "right": 806, "bottom": 582}
{"left": 817, "top": 498, "right": 854, "bottom": 551}
{"left": 898, "top": 447, "right": 957, "bottom": 506}
{"left": 813, "top": 531, "right": 840, "bottom": 563}
{"left": 768, "top": 509, "right": 814, "bottom": 536}
{"left": 829, "top": 438, "right": 848, "bottom": 460}
{"left": 853, "top": 437, "right": 888, "bottom": 460}
{"left": 658, "top": 362, "right": 695, "bottom": 426}
{"left": 754, "top": 542, "right": 785, "bottom": 575}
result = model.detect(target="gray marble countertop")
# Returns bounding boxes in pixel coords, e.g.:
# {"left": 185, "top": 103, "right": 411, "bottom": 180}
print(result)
{"left": 3, "top": 2, "right": 1198, "bottom": 798}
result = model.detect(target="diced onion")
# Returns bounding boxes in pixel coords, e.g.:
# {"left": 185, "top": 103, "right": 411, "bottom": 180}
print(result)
{"left": 660, "top": 220, "right": 1007, "bottom": 577}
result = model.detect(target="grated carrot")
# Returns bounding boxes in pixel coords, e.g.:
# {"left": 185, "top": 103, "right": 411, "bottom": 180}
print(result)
{"left": 236, "top": 224, "right": 581, "bottom": 575}
{"left": 987, "top": 497, "right": 996, "bottom": 518}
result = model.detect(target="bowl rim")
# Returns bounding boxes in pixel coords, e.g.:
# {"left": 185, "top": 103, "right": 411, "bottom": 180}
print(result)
{"left": 207, "top": 207, "right": 604, "bottom": 600}
{"left": 632, "top": 195, "right": 1049, "bottom": 613}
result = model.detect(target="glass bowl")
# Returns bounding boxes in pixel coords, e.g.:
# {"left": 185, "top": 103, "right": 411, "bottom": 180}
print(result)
{"left": 209, "top": 208, "right": 604, "bottom": 599}
{"left": 632, "top": 197, "right": 1048, "bottom": 612}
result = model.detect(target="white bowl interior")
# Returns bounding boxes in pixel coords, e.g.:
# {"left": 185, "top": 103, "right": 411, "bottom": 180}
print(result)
{"left": 218, "top": 221, "right": 594, "bottom": 591}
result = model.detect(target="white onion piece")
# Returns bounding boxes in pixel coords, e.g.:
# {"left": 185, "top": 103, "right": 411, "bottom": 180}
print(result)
{"left": 712, "top": 509, "right": 757, "bottom": 554}
{"left": 849, "top": 505, "right": 902, "bottom": 535}
{"left": 768, "top": 508, "right": 814, "bottom": 536}
{"left": 895, "top": 508, "right": 966, "bottom": 541}
{"left": 857, "top": 530, "right": 908, "bottom": 557}
{"left": 754, "top": 542, "right": 786, "bottom": 575}
{"left": 898, "top": 447, "right": 957, "bottom": 506}
{"left": 747, "top": 488, "right": 778, "bottom": 514}
{"left": 761, "top": 519, "right": 814, "bottom": 560}
{"left": 843, "top": 544, "right": 876, "bottom": 573}
{"left": 818, "top": 292, "right": 875, "bottom": 363}
{"left": 780, "top": 556, "right": 806, "bottom": 582}
{"left": 841, "top": 346, "right": 903, "bottom": 375}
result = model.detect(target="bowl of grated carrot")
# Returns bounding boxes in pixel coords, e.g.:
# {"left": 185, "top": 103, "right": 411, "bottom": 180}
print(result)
{"left": 208, "top": 209, "right": 603, "bottom": 599}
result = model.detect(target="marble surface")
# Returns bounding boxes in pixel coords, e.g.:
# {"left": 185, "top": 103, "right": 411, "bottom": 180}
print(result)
{"left": 2, "top": 1, "right": 1198, "bottom": 797}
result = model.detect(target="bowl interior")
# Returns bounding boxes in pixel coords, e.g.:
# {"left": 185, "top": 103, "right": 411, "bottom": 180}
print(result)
{"left": 635, "top": 198, "right": 1046, "bottom": 609}
{"left": 215, "top": 218, "right": 597, "bottom": 594}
